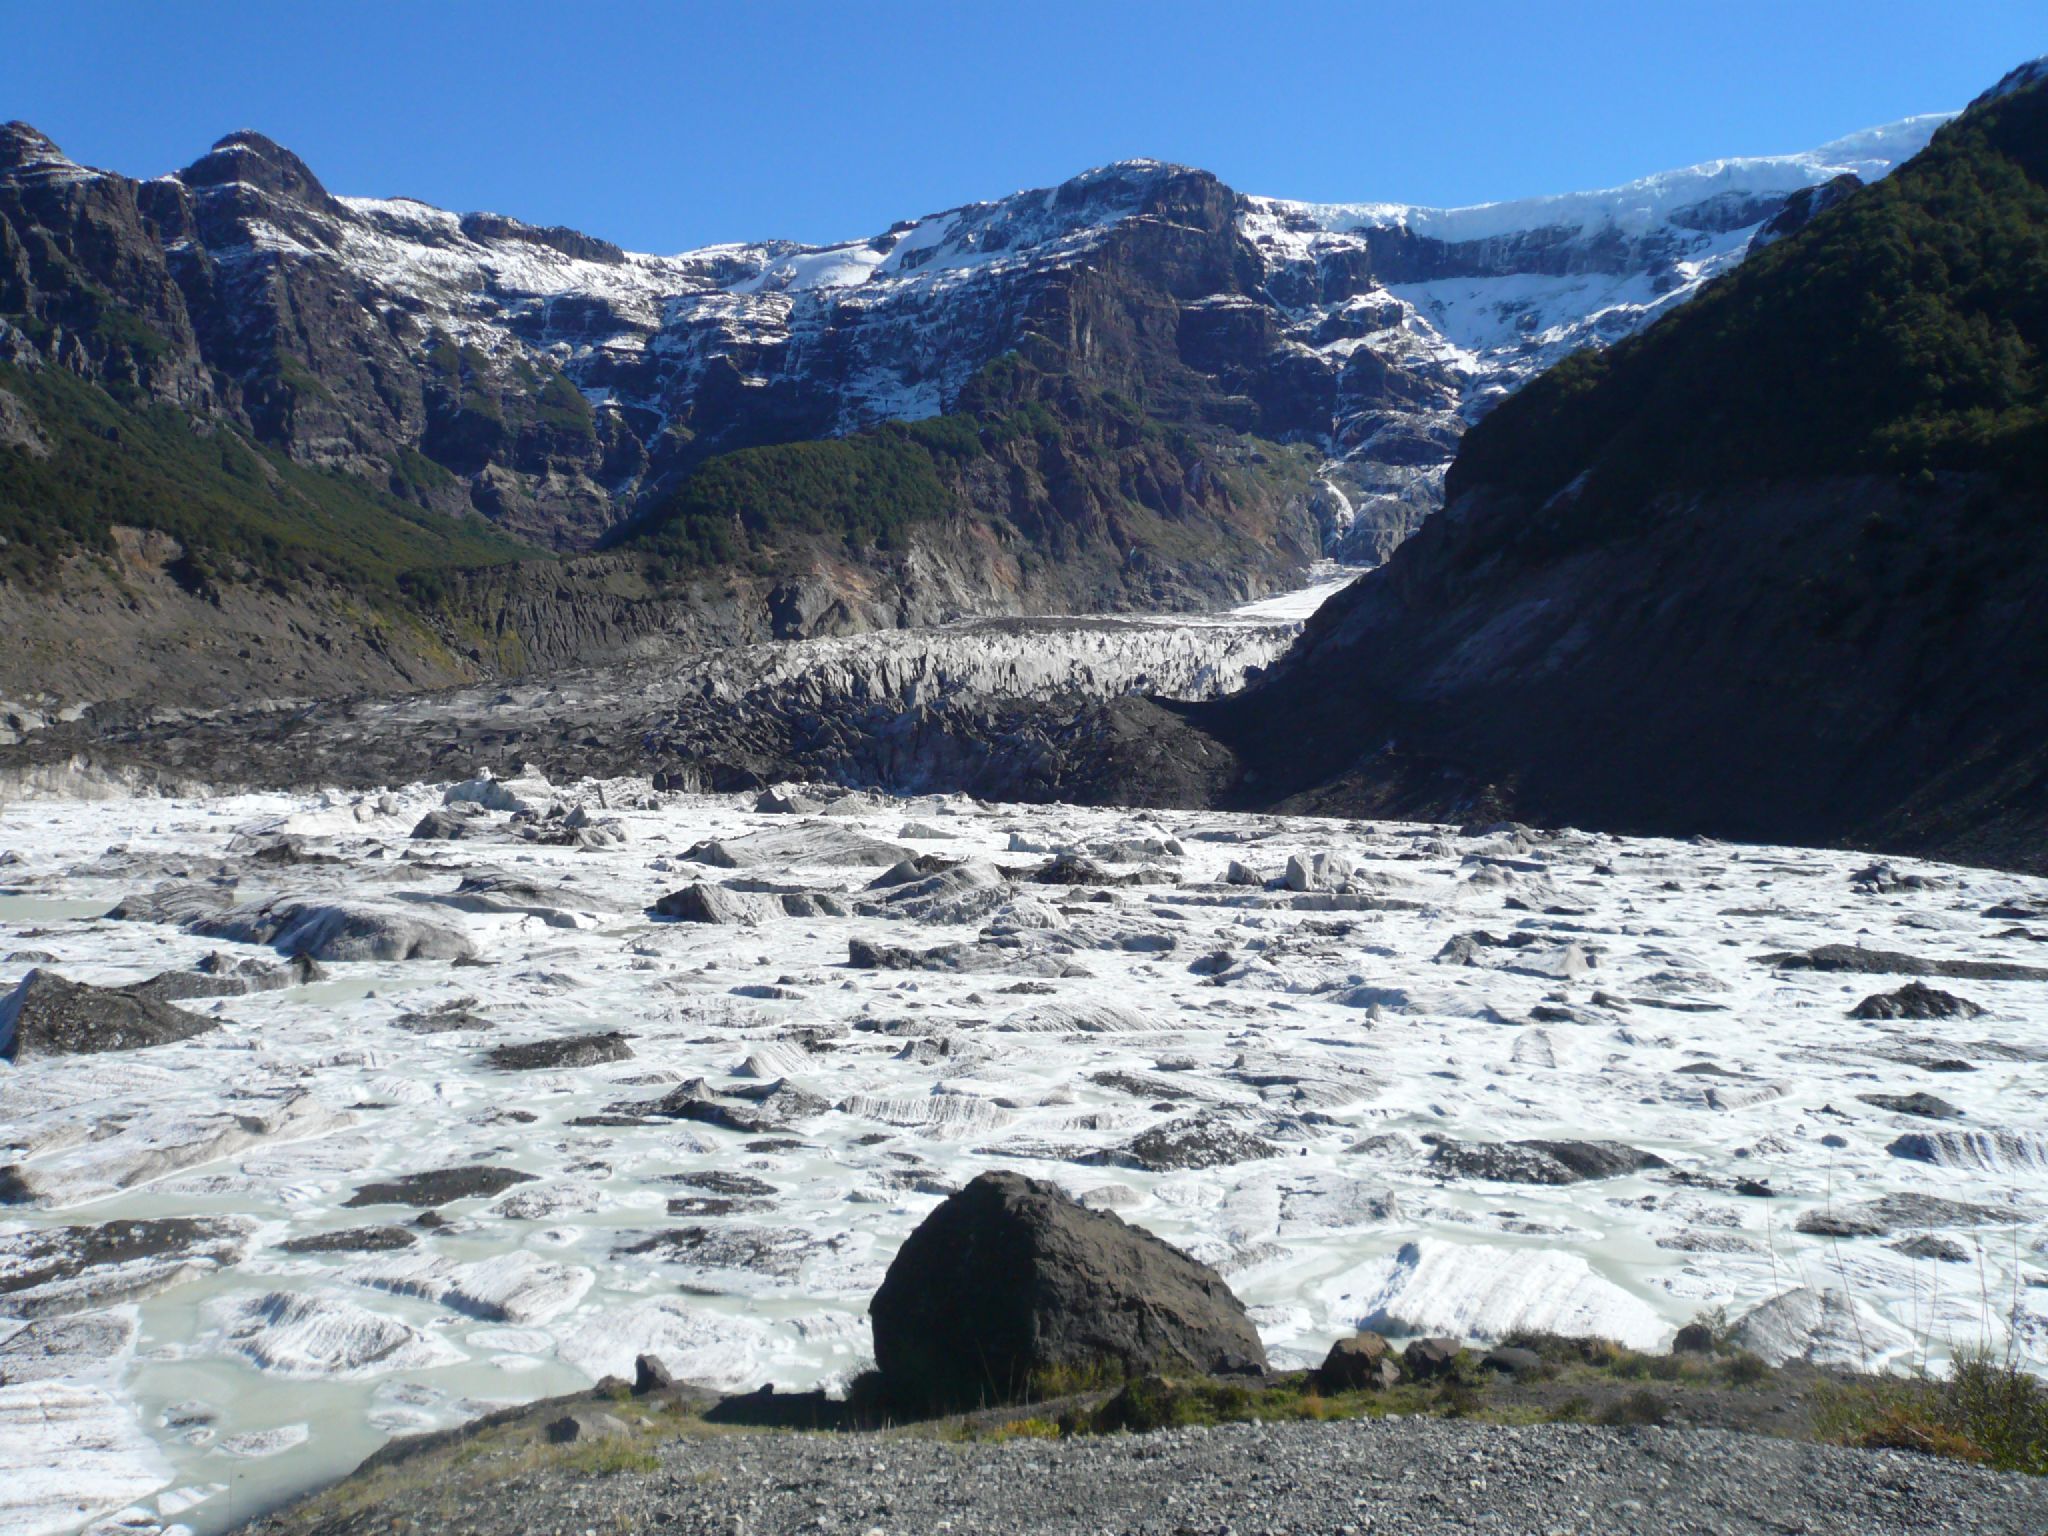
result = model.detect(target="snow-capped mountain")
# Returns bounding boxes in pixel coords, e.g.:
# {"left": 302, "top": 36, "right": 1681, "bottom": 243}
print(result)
{"left": 1239, "top": 116, "right": 1947, "bottom": 553}
{"left": 1, "top": 112, "right": 1948, "bottom": 558}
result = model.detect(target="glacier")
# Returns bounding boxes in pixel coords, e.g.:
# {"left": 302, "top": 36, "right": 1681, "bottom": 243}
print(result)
{"left": 3, "top": 729, "right": 2044, "bottom": 1533}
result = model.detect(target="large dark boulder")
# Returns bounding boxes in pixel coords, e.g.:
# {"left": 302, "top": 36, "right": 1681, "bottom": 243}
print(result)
{"left": 868, "top": 1171, "right": 1265, "bottom": 1410}
{"left": 1402, "top": 1336, "right": 1463, "bottom": 1381}
{"left": 0, "top": 969, "right": 218, "bottom": 1061}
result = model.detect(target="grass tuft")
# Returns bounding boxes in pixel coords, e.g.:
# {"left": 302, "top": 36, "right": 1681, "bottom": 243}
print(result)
{"left": 1820, "top": 1348, "right": 2047, "bottom": 1477}
{"left": 557, "top": 1439, "right": 660, "bottom": 1477}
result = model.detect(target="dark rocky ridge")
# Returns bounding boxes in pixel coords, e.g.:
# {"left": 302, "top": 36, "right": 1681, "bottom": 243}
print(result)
{"left": 1, "top": 127, "right": 1836, "bottom": 554}
{"left": 0, "top": 128, "right": 1360, "bottom": 546}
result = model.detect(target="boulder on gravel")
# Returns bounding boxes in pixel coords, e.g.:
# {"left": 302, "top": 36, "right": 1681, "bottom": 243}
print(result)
{"left": 632, "top": 1353, "right": 675, "bottom": 1395}
{"left": 0, "top": 969, "right": 218, "bottom": 1062}
{"left": 1671, "top": 1322, "right": 1717, "bottom": 1354}
{"left": 868, "top": 1171, "right": 1265, "bottom": 1410}
{"left": 1315, "top": 1331, "right": 1400, "bottom": 1392}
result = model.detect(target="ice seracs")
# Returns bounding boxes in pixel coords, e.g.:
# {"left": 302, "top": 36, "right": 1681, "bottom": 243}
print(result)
{"left": 1342, "top": 1237, "right": 1667, "bottom": 1351}
{"left": 0, "top": 1381, "right": 172, "bottom": 1536}
{"left": 205, "top": 1291, "right": 467, "bottom": 1377}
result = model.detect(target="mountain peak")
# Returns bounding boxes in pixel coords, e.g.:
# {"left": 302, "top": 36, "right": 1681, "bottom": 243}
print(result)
{"left": 0, "top": 121, "right": 78, "bottom": 175}
{"left": 1969, "top": 54, "right": 2048, "bottom": 110}
{"left": 177, "top": 129, "right": 338, "bottom": 210}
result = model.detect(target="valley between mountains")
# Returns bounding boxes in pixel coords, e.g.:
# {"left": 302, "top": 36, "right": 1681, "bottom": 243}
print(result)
{"left": 0, "top": 101, "right": 1942, "bottom": 723}
{"left": 4, "top": 46, "right": 2048, "bottom": 1536}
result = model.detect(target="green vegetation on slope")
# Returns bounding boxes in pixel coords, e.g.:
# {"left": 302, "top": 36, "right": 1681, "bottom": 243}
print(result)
{"left": 1449, "top": 79, "right": 2048, "bottom": 525}
{"left": 632, "top": 426, "right": 959, "bottom": 570}
{"left": 620, "top": 352, "right": 1296, "bottom": 577}
{"left": 0, "top": 362, "right": 534, "bottom": 591}
{"left": 1821, "top": 1346, "right": 2048, "bottom": 1477}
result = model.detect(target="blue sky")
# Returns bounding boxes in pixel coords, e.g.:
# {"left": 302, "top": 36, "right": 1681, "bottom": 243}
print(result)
{"left": 3, "top": 1, "right": 2040, "bottom": 252}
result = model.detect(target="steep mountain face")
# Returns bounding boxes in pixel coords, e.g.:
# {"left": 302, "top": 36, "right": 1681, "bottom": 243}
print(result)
{"left": 1, "top": 117, "right": 1945, "bottom": 555}
{"left": 1236, "top": 116, "right": 1945, "bottom": 557}
{"left": 0, "top": 108, "right": 1953, "bottom": 721}
{"left": 1151, "top": 65, "right": 2048, "bottom": 872}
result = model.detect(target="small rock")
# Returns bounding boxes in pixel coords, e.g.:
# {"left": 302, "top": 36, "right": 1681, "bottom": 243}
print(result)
{"left": 1850, "top": 983, "right": 1985, "bottom": 1021}
{"left": 650, "top": 884, "right": 754, "bottom": 925}
{"left": 1856, "top": 1091, "right": 1962, "bottom": 1120}
{"left": 1889, "top": 1235, "right": 1971, "bottom": 1264}
{"left": 633, "top": 1353, "right": 675, "bottom": 1395}
{"left": 1671, "top": 1323, "right": 1717, "bottom": 1355}
{"left": 544, "top": 1410, "right": 627, "bottom": 1444}
{"left": 1402, "top": 1337, "right": 1462, "bottom": 1381}
{"left": 1315, "top": 1332, "right": 1399, "bottom": 1393}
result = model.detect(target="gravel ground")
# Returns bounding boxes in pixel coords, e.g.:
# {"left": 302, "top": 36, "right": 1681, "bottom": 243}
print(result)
{"left": 250, "top": 1417, "right": 2048, "bottom": 1536}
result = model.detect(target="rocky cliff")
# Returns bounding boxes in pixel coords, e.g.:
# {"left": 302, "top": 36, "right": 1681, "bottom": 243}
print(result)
{"left": 3, "top": 116, "right": 1946, "bottom": 554}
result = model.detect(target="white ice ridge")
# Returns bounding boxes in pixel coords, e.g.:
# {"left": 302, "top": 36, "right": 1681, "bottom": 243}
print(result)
{"left": 1243, "top": 115, "right": 1949, "bottom": 246}
{"left": 679, "top": 582, "right": 1351, "bottom": 712}
{"left": 1, "top": 769, "right": 2044, "bottom": 1533}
